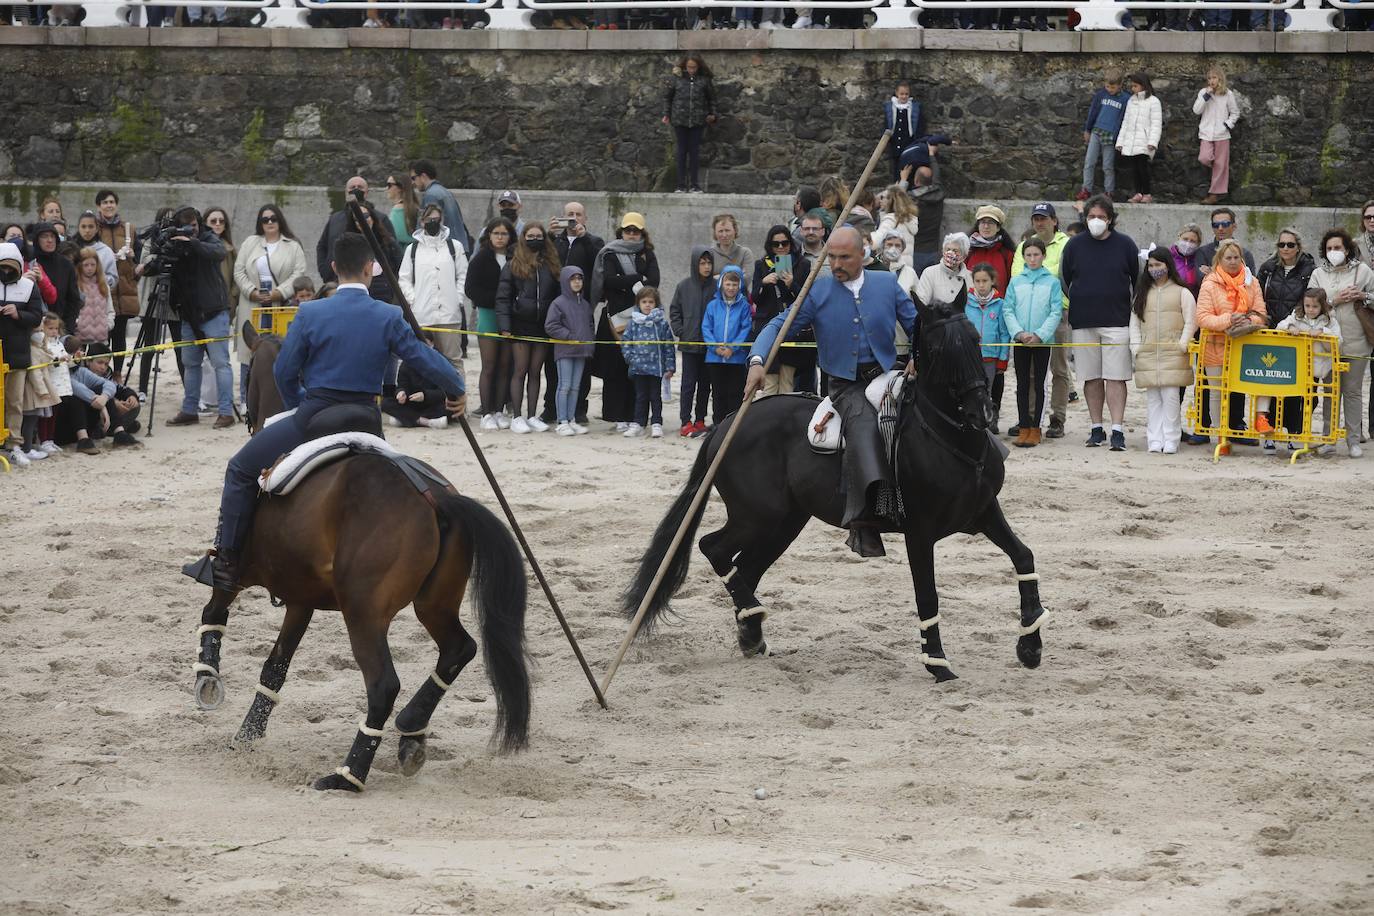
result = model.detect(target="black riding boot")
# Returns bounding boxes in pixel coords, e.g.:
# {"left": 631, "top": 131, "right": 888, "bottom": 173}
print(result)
{"left": 183, "top": 550, "right": 243, "bottom": 592}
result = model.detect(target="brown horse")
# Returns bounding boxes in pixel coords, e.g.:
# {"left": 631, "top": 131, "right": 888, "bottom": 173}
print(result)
{"left": 241, "top": 321, "right": 285, "bottom": 435}
{"left": 192, "top": 453, "right": 530, "bottom": 792}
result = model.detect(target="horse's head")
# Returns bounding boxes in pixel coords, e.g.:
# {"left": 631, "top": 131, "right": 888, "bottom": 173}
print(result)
{"left": 915, "top": 286, "right": 994, "bottom": 431}
{"left": 242, "top": 320, "right": 280, "bottom": 356}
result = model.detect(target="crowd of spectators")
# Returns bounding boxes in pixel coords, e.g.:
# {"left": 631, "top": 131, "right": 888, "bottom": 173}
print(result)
{"left": 4, "top": 0, "right": 1372, "bottom": 29}
{"left": 5, "top": 96, "right": 1374, "bottom": 470}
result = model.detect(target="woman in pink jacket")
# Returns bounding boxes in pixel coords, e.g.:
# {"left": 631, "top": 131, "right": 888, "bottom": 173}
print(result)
{"left": 1195, "top": 239, "right": 1267, "bottom": 454}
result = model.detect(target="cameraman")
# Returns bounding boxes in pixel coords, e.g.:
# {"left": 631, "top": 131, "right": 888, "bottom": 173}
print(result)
{"left": 159, "top": 207, "right": 236, "bottom": 429}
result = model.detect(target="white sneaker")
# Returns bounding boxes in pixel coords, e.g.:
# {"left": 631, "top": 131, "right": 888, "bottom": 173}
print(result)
{"left": 526, "top": 417, "right": 549, "bottom": 433}
{"left": 511, "top": 416, "right": 531, "bottom": 434}
{"left": 10, "top": 448, "right": 31, "bottom": 467}
{"left": 1350, "top": 443, "right": 1364, "bottom": 459}
{"left": 495, "top": 412, "right": 512, "bottom": 430}
{"left": 426, "top": 416, "right": 449, "bottom": 429}
{"left": 386, "top": 415, "right": 404, "bottom": 428}
{"left": 760, "top": 19, "right": 780, "bottom": 28}
{"left": 791, "top": 14, "right": 812, "bottom": 27}
{"left": 623, "top": 423, "right": 644, "bottom": 438}
{"left": 24, "top": 447, "right": 48, "bottom": 461}
{"left": 39, "top": 440, "right": 61, "bottom": 454}
{"left": 650, "top": 423, "right": 664, "bottom": 438}
{"left": 571, "top": 422, "right": 589, "bottom": 435}
{"left": 480, "top": 413, "right": 499, "bottom": 431}
{"left": 556, "top": 422, "right": 576, "bottom": 437}
{"left": 615, "top": 422, "right": 629, "bottom": 432}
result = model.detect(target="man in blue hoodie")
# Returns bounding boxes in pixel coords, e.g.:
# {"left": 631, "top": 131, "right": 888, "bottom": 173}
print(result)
{"left": 747, "top": 228, "right": 918, "bottom": 558}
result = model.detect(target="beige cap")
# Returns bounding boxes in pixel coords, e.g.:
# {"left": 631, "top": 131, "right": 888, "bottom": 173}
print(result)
{"left": 974, "top": 205, "right": 1006, "bottom": 226}
{"left": 620, "top": 211, "right": 646, "bottom": 230}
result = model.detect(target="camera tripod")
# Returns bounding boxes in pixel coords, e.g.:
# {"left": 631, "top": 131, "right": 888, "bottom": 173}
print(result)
{"left": 122, "top": 273, "right": 175, "bottom": 437}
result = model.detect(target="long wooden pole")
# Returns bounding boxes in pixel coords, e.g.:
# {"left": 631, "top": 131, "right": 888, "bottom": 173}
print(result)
{"left": 348, "top": 201, "right": 608, "bottom": 710}
{"left": 599, "top": 131, "right": 893, "bottom": 697}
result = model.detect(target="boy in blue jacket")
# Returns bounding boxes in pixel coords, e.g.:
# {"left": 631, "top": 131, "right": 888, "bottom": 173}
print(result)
{"left": 621, "top": 286, "right": 675, "bottom": 438}
{"left": 701, "top": 264, "right": 752, "bottom": 426}
{"left": 1079, "top": 70, "right": 1129, "bottom": 202}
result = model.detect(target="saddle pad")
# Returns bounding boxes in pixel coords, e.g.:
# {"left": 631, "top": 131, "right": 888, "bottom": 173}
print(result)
{"left": 260, "top": 432, "right": 398, "bottom": 495}
{"left": 806, "top": 371, "right": 905, "bottom": 454}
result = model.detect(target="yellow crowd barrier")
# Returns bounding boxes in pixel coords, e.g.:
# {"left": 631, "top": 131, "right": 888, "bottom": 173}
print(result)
{"left": 1187, "top": 329, "right": 1348, "bottom": 464}
{"left": 249, "top": 306, "right": 299, "bottom": 338}
{"left": 1, "top": 343, "right": 10, "bottom": 473}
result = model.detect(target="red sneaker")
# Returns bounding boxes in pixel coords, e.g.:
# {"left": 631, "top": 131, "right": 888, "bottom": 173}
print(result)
{"left": 679, "top": 423, "right": 693, "bottom": 438}
{"left": 1075, "top": 188, "right": 1091, "bottom": 202}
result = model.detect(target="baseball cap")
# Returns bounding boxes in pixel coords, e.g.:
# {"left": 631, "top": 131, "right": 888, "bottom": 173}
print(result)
{"left": 498, "top": 190, "right": 521, "bottom": 205}
{"left": 1031, "top": 202, "right": 1057, "bottom": 218}
{"left": 620, "top": 212, "right": 646, "bottom": 230}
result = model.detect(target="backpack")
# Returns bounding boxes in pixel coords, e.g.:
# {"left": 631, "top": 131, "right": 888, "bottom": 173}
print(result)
{"left": 409, "top": 238, "right": 457, "bottom": 284}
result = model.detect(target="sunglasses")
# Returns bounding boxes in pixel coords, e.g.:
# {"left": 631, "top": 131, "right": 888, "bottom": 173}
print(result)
{"left": 1364, "top": 213, "right": 1374, "bottom": 220}
{"left": 1276, "top": 241, "right": 1298, "bottom": 249}
{"left": 207, "top": 217, "right": 225, "bottom": 225}
{"left": 260, "top": 215, "right": 278, "bottom": 224}
{"left": 771, "top": 239, "right": 791, "bottom": 248}
{"left": 385, "top": 180, "right": 399, "bottom": 188}
{"left": 1212, "top": 220, "right": 1234, "bottom": 229}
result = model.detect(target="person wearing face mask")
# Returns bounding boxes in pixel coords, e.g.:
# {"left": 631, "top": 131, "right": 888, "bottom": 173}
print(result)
{"left": 916, "top": 232, "right": 974, "bottom": 311}
{"left": 878, "top": 232, "right": 918, "bottom": 298}
{"left": 409, "top": 160, "right": 471, "bottom": 255}
{"left": 1, "top": 242, "right": 45, "bottom": 465}
{"left": 497, "top": 190, "right": 525, "bottom": 237}
{"left": 29, "top": 223, "right": 82, "bottom": 334}
{"left": 399, "top": 204, "right": 470, "bottom": 379}
{"left": 496, "top": 222, "right": 561, "bottom": 435}
{"left": 1168, "top": 225, "right": 1204, "bottom": 297}
{"left": 1060, "top": 194, "right": 1140, "bottom": 452}
{"left": 1310, "top": 228, "right": 1374, "bottom": 457}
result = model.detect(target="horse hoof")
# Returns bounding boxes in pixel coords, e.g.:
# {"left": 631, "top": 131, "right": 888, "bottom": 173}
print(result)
{"left": 930, "top": 666, "right": 959, "bottom": 683}
{"left": 1017, "top": 637, "right": 1043, "bottom": 669}
{"left": 312, "top": 773, "right": 362, "bottom": 792}
{"left": 194, "top": 674, "right": 225, "bottom": 711}
{"left": 398, "top": 737, "right": 427, "bottom": 777}
{"left": 234, "top": 724, "right": 265, "bottom": 744}
{"left": 738, "top": 638, "right": 769, "bottom": 658}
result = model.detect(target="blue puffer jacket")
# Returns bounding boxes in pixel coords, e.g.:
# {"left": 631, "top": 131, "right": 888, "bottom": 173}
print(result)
{"left": 965, "top": 293, "right": 1011, "bottom": 363}
{"left": 621, "top": 306, "right": 676, "bottom": 378}
{"left": 1003, "top": 266, "right": 1063, "bottom": 343}
{"left": 702, "top": 265, "right": 752, "bottom": 365}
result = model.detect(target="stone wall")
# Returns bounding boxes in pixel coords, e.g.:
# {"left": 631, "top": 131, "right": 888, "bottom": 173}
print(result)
{"left": 0, "top": 33, "right": 1370, "bottom": 208}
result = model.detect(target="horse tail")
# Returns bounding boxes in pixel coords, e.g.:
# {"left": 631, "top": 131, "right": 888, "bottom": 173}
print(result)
{"left": 435, "top": 493, "right": 530, "bottom": 753}
{"left": 619, "top": 427, "right": 716, "bottom": 636}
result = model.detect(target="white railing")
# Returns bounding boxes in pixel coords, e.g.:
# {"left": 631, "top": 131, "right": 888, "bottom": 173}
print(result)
{"left": 61, "top": 0, "right": 1348, "bottom": 30}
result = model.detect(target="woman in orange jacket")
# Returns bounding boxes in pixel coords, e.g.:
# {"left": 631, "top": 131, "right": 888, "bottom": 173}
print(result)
{"left": 1195, "top": 239, "right": 1269, "bottom": 452}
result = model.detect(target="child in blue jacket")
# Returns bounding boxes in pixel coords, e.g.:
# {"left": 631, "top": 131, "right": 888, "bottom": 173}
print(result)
{"left": 1002, "top": 238, "right": 1063, "bottom": 446}
{"left": 701, "top": 264, "right": 752, "bottom": 426}
{"left": 1080, "top": 69, "right": 1130, "bottom": 201}
{"left": 620, "top": 286, "right": 675, "bottom": 438}
{"left": 965, "top": 263, "right": 1010, "bottom": 434}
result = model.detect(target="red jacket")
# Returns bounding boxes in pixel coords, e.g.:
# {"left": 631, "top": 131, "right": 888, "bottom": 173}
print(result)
{"left": 965, "top": 238, "right": 1015, "bottom": 297}
{"left": 27, "top": 261, "right": 57, "bottom": 307}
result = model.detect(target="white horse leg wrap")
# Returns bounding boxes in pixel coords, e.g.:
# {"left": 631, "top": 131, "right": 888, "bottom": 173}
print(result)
{"left": 333, "top": 766, "right": 365, "bottom": 791}
{"left": 429, "top": 671, "right": 453, "bottom": 691}
{"left": 397, "top": 727, "right": 428, "bottom": 738}
{"left": 919, "top": 653, "right": 952, "bottom": 669}
{"left": 197, "top": 624, "right": 228, "bottom": 637}
{"left": 738, "top": 605, "right": 767, "bottom": 621}
{"left": 192, "top": 662, "right": 219, "bottom": 677}
{"left": 1016, "top": 573, "right": 1040, "bottom": 582}
{"left": 357, "top": 721, "right": 385, "bottom": 738}
{"left": 254, "top": 683, "right": 282, "bottom": 704}
{"left": 720, "top": 567, "right": 738, "bottom": 586}
{"left": 917, "top": 613, "right": 942, "bottom": 631}
{"left": 1019, "top": 612, "right": 1048, "bottom": 636}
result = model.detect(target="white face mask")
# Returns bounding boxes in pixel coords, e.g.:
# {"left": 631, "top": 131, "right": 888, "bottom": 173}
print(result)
{"left": 1087, "top": 218, "right": 1109, "bottom": 239}
{"left": 1326, "top": 250, "right": 1347, "bottom": 267}
{"left": 1175, "top": 239, "right": 1198, "bottom": 256}
{"left": 883, "top": 246, "right": 903, "bottom": 262}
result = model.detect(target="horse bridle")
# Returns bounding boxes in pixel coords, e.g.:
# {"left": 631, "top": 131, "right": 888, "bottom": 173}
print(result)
{"left": 916, "top": 314, "right": 990, "bottom": 432}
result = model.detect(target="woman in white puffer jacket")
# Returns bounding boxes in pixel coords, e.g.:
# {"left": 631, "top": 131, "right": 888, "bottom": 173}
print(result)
{"left": 1116, "top": 72, "right": 1163, "bottom": 204}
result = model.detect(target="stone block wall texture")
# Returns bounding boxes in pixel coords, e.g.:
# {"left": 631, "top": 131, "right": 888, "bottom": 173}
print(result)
{"left": 1, "top": 46, "right": 1369, "bottom": 207}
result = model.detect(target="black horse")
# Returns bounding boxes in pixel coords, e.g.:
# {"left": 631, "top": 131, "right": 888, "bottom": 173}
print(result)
{"left": 622, "top": 293, "right": 1047, "bottom": 681}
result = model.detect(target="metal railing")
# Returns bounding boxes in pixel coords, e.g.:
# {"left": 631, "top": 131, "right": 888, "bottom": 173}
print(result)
{"left": 46, "top": 0, "right": 1350, "bottom": 30}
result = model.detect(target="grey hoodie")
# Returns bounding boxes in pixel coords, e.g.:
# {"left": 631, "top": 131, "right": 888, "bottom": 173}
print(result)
{"left": 544, "top": 265, "right": 595, "bottom": 360}
{"left": 670, "top": 245, "right": 716, "bottom": 354}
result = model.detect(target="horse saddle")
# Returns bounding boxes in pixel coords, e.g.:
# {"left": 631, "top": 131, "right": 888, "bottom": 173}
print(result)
{"left": 259, "top": 432, "right": 455, "bottom": 507}
{"left": 262, "top": 402, "right": 384, "bottom": 439}
{"left": 808, "top": 370, "right": 905, "bottom": 454}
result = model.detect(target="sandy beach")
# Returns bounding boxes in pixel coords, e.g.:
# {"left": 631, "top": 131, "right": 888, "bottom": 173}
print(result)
{"left": 3, "top": 359, "right": 1372, "bottom": 915}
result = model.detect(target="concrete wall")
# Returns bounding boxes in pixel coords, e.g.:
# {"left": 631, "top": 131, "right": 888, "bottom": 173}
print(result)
{"left": 4, "top": 182, "right": 1363, "bottom": 294}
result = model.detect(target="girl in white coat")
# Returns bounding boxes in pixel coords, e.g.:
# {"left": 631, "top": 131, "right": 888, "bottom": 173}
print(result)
{"left": 1193, "top": 67, "right": 1240, "bottom": 204}
{"left": 399, "top": 204, "right": 470, "bottom": 375}
{"left": 1116, "top": 72, "right": 1163, "bottom": 205}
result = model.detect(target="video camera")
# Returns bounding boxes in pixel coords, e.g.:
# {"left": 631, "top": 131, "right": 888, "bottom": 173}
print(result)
{"left": 138, "top": 215, "right": 198, "bottom": 277}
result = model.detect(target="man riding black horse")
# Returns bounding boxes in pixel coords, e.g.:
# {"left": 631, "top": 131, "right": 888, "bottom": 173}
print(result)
{"left": 184, "top": 232, "right": 467, "bottom": 591}
{"left": 745, "top": 226, "right": 919, "bottom": 557}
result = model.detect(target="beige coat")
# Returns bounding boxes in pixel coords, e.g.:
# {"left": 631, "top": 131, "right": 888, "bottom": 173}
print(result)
{"left": 1310, "top": 260, "right": 1374, "bottom": 358}
{"left": 1130, "top": 281, "right": 1196, "bottom": 389}
{"left": 232, "top": 235, "right": 307, "bottom": 362}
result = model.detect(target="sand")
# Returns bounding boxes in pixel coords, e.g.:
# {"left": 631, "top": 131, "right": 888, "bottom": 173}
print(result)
{"left": 3, "top": 360, "right": 1372, "bottom": 916}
